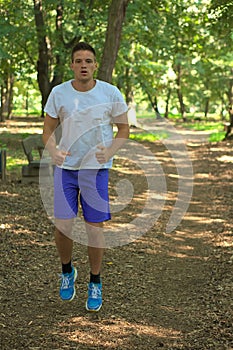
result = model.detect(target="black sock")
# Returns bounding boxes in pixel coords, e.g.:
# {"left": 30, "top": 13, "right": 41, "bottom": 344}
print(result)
{"left": 90, "top": 272, "right": 101, "bottom": 284}
{"left": 62, "top": 261, "right": 72, "bottom": 274}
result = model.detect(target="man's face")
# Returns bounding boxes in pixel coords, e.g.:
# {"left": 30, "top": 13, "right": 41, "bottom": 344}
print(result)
{"left": 71, "top": 50, "right": 97, "bottom": 82}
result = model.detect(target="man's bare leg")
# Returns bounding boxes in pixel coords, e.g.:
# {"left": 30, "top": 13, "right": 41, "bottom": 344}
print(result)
{"left": 85, "top": 221, "right": 104, "bottom": 311}
{"left": 85, "top": 221, "right": 104, "bottom": 275}
{"left": 55, "top": 218, "right": 74, "bottom": 264}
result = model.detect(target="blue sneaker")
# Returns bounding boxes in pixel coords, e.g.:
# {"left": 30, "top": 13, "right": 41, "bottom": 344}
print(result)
{"left": 86, "top": 282, "right": 102, "bottom": 312}
{"left": 59, "top": 267, "right": 77, "bottom": 301}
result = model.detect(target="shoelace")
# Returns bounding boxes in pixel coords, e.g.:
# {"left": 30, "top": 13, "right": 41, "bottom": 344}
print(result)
{"left": 60, "top": 274, "right": 72, "bottom": 289}
{"left": 89, "top": 284, "right": 101, "bottom": 299}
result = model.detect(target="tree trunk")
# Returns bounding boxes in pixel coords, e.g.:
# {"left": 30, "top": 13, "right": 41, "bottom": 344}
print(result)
{"left": 33, "top": 1, "right": 70, "bottom": 116}
{"left": 146, "top": 91, "right": 162, "bottom": 119}
{"left": 0, "top": 71, "right": 14, "bottom": 121}
{"left": 33, "top": 0, "right": 129, "bottom": 114}
{"left": 220, "top": 96, "right": 226, "bottom": 121}
{"left": 8, "top": 75, "right": 14, "bottom": 118}
{"left": 224, "top": 70, "right": 233, "bottom": 139}
{"left": 33, "top": 0, "right": 51, "bottom": 117}
{"left": 174, "top": 63, "right": 186, "bottom": 121}
{"left": 0, "top": 85, "right": 6, "bottom": 122}
{"left": 33, "top": 1, "right": 93, "bottom": 116}
{"left": 177, "top": 89, "right": 186, "bottom": 121}
{"left": 204, "top": 98, "right": 209, "bottom": 119}
{"left": 124, "top": 66, "right": 133, "bottom": 104}
{"left": 164, "top": 88, "right": 171, "bottom": 119}
{"left": 97, "top": 0, "right": 130, "bottom": 83}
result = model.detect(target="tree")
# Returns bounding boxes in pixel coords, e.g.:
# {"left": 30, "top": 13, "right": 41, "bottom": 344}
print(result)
{"left": 97, "top": 0, "right": 130, "bottom": 83}
{"left": 1, "top": 0, "right": 232, "bottom": 124}
{"left": 115, "top": 0, "right": 167, "bottom": 114}
{"left": 33, "top": 0, "right": 84, "bottom": 116}
{"left": 0, "top": 1, "right": 38, "bottom": 121}
{"left": 0, "top": 15, "right": 16, "bottom": 121}
{"left": 33, "top": 0, "right": 130, "bottom": 115}
{"left": 0, "top": 60, "right": 14, "bottom": 121}
{"left": 209, "top": 0, "right": 233, "bottom": 137}
{"left": 116, "top": 0, "right": 210, "bottom": 120}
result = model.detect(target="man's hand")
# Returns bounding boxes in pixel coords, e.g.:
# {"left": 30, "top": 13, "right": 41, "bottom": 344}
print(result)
{"left": 52, "top": 149, "right": 70, "bottom": 166}
{"left": 95, "top": 146, "right": 111, "bottom": 164}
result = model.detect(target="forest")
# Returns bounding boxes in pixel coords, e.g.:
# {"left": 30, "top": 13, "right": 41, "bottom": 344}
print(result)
{"left": 0, "top": 0, "right": 233, "bottom": 137}
{"left": 1, "top": 1, "right": 233, "bottom": 349}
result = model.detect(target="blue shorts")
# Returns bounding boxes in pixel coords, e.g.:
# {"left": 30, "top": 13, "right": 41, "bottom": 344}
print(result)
{"left": 53, "top": 167, "right": 111, "bottom": 222}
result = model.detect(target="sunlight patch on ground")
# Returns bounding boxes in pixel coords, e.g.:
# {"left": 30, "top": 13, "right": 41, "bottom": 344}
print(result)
{"left": 0, "top": 119, "right": 43, "bottom": 134}
{"left": 0, "top": 223, "right": 11, "bottom": 230}
{"left": 167, "top": 251, "right": 204, "bottom": 260}
{"left": 112, "top": 166, "right": 144, "bottom": 175}
{"left": 0, "top": 191, "right": 19, "bottom": 197}
{"left": 0, "top": 126, "right": 43, "bottom": 135}
{"left": 56, "top": 316, "right": 181, "bottom": 348}
{"left": 217, "top": 155, "right": 233, "bottom": 163}
{"left": 213, "top": 226, "right": 233, "bottom": 248}
{"left": 195, "top": 173, "right": 210, "bottom": 179}
{"left": 183, "top": 215, "right": 225, "bottom": 224}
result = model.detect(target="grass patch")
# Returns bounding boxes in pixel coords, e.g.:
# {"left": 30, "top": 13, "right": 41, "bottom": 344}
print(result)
{"left": 7, "top": 155, "right": 27, "bottom": 170}
{"left": 0, "top": 131, "right": 32, "bottom": 141}
{"left": 136, "top": 110, "right": 155, "bottom": 119}
{"left": 208, "top": 131, "right": 225, "bottom": 142}
{"left": 180, "top": 121, "right": 223, "bottom": 132}
{"left": 130, "top": 131, "right": 168, "bottom": 142}
{"left": 0, "top": 132, "right": 28, "bottom": 172}
{"left": 5, "top": 148, "right": 26, "bottom": 172}
{"left": 12, "top": 109, "right": 41, "bottom": 117}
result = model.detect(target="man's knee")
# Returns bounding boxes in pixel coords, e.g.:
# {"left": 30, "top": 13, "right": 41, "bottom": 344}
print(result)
{"left": 55, "top": 218, "right": 74, "bottom": 236}
{"left": 85, "top": 221, "right": 105, "bottom": 247}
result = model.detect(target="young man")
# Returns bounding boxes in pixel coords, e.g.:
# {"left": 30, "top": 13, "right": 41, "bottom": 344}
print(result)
{"left": 42, "top": 42, "right": 129, "bottom": 312}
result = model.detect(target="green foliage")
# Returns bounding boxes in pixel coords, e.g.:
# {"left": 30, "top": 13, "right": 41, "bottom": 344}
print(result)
{"left": 136, "top": 111, "right": 156, "bottom": 119}
{"left": 209, "top": 131, "right": 226, "bottom": 142}
{"left": 181, "top": 121, "right": 223, "bottom": 131}
{"left": 6, "top": 154, "right": 27, "bottom": 171}
{"left": 0, "top": 0, "right": 232, "bottom": 123}
{"left": 130, "top": 131, "right": 168, "bottom": 142}
{"left": 0, "top": 131, "right": 27, "bottom": 172}
{"left": 209, "top": 0, "right": 233, "bottom": 36}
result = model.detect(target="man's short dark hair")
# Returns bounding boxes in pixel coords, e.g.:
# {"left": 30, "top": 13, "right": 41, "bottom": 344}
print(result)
{"left": 71, "top": 42, "right": 96, "bottom": 62}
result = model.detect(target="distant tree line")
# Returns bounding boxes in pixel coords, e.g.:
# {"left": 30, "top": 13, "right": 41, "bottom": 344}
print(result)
{"left": 0, "top": 0, "right": 232, "bottom": 135}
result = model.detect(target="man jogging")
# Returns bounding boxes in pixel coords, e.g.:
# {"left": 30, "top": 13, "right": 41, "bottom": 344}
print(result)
{"left": 42, "top": 42, "right": 129, "bottom": 312}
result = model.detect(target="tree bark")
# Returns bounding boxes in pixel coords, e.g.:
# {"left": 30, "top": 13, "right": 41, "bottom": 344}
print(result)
{"left": 164, "top": 88, "right": 171, "bottom": 119}
{"left": 97, "top": 0, "right": 130, "bottom": 83}
{"left": 124, "top": 66, "right": 133, "bottom": 104}
{"left": 0, "top": 70, "right": 14, "bottom": 121}
{"left": 204, "top": 98, "right": 209, "bottom": 119}
{"left": 33, "top": 0, "right": 51, "bottom": 117}
{"left": 224, "top": 69, "right": 233, "bottom": 138}
{"left": 147, "top": 91, "right": 162, "bottom": 119}
{"left": 174, "top": 63, "right": 186, "bottom": 121}
{"left": 0, "top": 85, "right": 6, "bottom": 122}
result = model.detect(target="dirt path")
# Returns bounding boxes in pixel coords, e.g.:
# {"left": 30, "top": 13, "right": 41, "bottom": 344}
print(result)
{"left": 0, "top": 119, "right": 232, "bottom": 349}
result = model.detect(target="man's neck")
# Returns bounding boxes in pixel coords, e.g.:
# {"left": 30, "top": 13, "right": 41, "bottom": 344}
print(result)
{"left": 72, "top": 79, "right": 96, "bottom": 92}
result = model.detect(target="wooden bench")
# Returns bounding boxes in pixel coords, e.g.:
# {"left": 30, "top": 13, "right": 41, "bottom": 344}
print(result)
{"left": 21, "top": 134, "right": 52, "bottom": 183}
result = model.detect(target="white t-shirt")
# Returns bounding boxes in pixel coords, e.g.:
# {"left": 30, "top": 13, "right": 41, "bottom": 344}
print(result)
{"left": 44, "top": 79, "right": 128, "bottom": 170}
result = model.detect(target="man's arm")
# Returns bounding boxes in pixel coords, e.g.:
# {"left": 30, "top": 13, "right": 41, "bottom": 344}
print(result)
{"left": 42, "top": 114, "right": 70, "bottom": 166}
{"left": 95, "top": 112, "right": 129, "bottom": 164}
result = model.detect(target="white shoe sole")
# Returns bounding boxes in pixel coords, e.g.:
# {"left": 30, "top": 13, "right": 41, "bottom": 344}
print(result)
{"left": 85, "top": 301, "right": 102, "bottom": 312}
